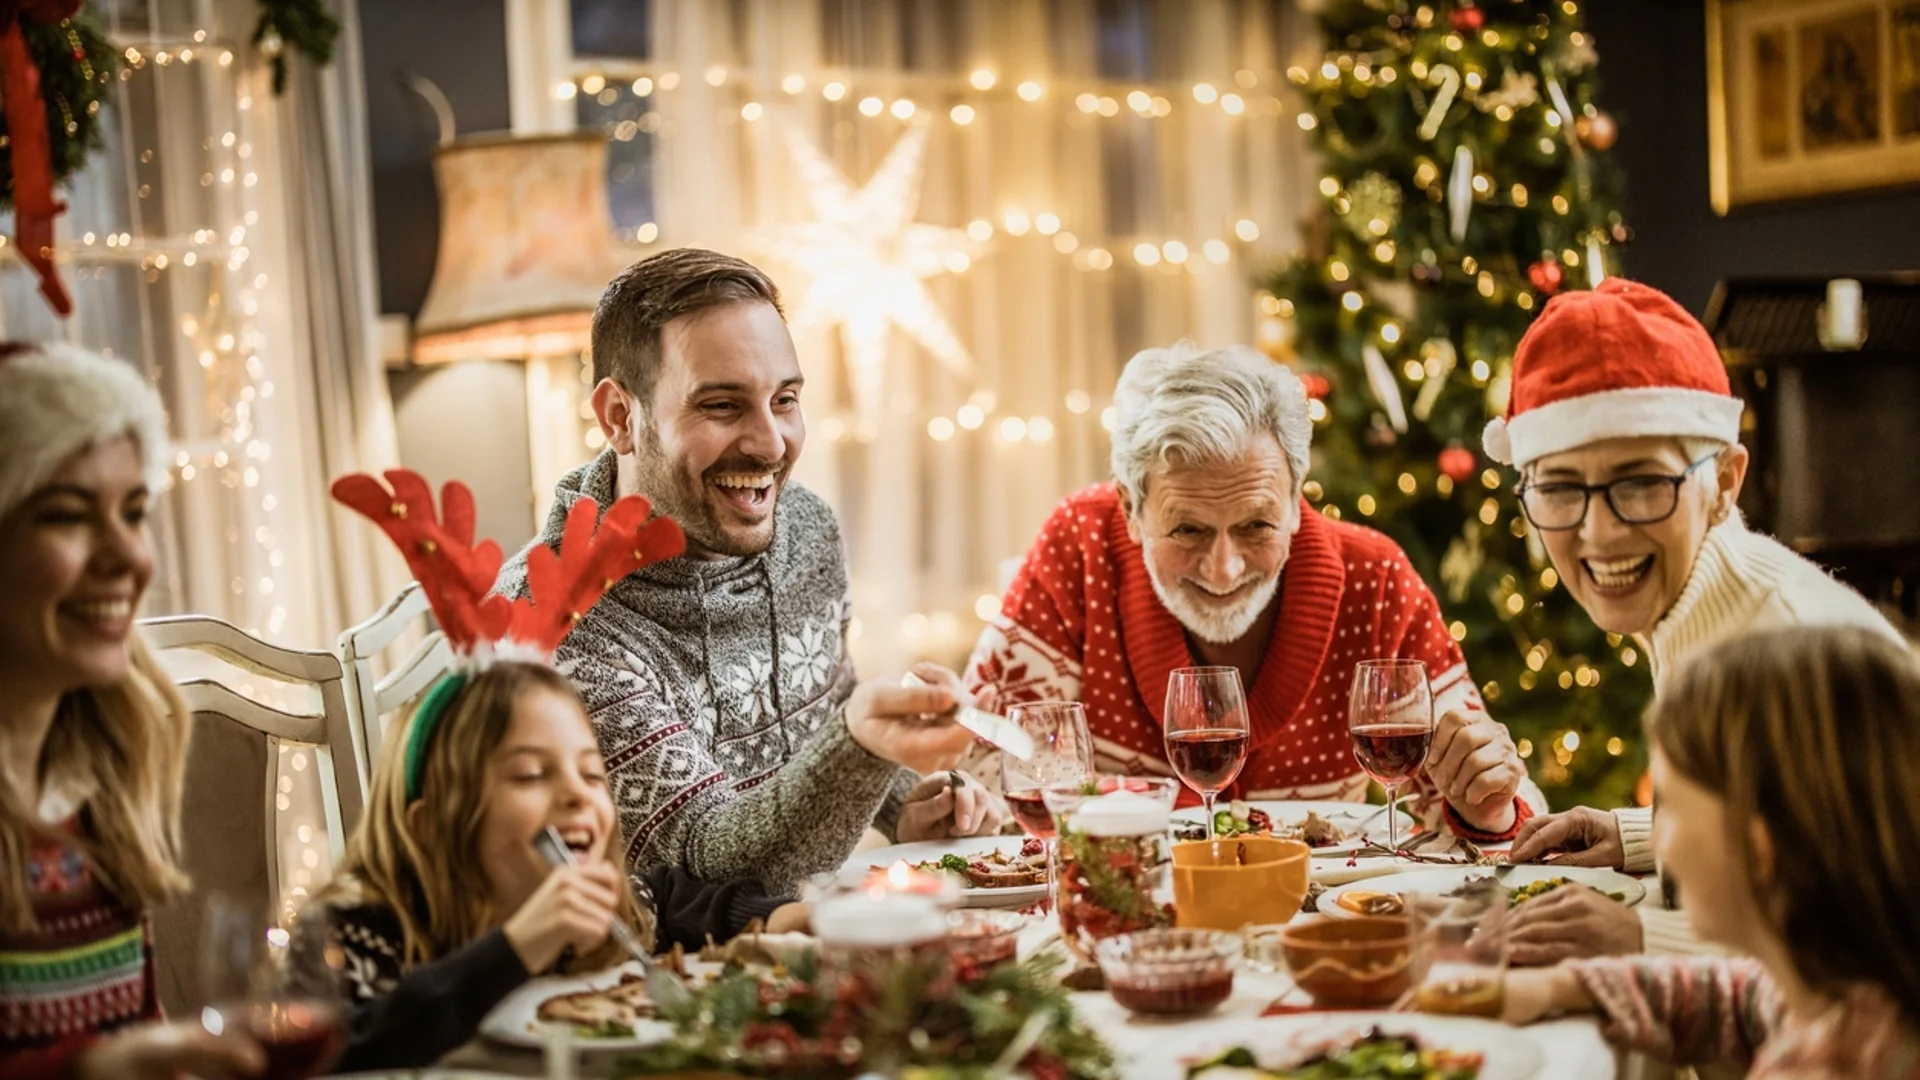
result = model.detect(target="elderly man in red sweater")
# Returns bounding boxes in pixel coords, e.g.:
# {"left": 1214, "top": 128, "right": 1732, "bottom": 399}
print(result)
{"left": 965, "top": 341, "right": 1540, "bottom": 840}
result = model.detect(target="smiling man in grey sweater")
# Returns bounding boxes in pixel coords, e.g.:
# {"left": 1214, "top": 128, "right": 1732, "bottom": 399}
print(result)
{"left": 499, "top": 249, "right": 1001, "bottom": 893}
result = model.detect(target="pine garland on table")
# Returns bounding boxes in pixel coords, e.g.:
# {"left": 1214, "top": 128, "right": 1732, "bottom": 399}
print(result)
{"left": 619, "top": 951, "right": 1116, "bottom": 1080}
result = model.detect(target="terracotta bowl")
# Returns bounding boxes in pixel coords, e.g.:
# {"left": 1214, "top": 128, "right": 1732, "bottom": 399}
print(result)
{"left": 1278, "top": 915, "right": 1414, "bottom": 1008}
{"left": 1171, "top": 837, "right": 1311, "bottom": 931}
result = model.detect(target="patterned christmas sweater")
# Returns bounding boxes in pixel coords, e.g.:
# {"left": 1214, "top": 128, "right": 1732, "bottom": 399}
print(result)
{"left": 1570, "top": 956, "right": 1920, "bottom": 1078}
{"left": 964, "top": 484, "right": 1540, "bottom": 838}
{"left": 498, "top": 452, "right": 917, "bottom": 894}
{"left": 1, "top": 815, "right": 161, "bottom": 1080}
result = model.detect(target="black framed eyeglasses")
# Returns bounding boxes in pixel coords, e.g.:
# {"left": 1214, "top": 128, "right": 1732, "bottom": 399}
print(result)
{"left": 1516, "top": 455, "right": 1718, "bottom": 532}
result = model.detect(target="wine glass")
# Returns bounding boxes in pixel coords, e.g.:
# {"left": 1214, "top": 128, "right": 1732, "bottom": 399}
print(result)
{"left": 1347, "top": 658, "right": 1434, "bottom": 852}
{"left": 200, "top": 894, "right": 346, "bottom": 1080}
{"left": 1408, "top": 880, "right": 1510, "bottom": 1017}
{"left": 1001, "top": 701, "right": 1095, "bottom": 848}
{"left": 1162, "top": 667, "right": 1251, "bottom": 839}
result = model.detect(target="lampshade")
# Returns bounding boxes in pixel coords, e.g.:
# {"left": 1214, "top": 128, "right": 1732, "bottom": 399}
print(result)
{"left": 412, "top": 132, "right": 626, "bottom": 364}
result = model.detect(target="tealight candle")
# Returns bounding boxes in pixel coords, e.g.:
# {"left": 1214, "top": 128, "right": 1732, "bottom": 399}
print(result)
{"left": 814, "top": 891, "right": 946, "bottom": 948}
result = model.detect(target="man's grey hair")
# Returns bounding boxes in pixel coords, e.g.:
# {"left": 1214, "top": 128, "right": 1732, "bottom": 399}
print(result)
{"left": 1109, "top": 340, "right": 1312, "bottom": 508}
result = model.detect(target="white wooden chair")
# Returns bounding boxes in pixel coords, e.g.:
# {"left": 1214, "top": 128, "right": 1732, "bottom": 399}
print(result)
{"left": 337, "top": 581, "right": 452, "bottom": 790}
{"left": 140, "top": 614, "right": 362, "bottom": 1016}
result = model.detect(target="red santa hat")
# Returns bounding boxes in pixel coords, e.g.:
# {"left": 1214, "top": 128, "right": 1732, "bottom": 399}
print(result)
{"left": 1483, "top": 278, "right": 1743, "bottom": 467}
{"left": 0, "top": 342, "right": 170, "bottom": 524}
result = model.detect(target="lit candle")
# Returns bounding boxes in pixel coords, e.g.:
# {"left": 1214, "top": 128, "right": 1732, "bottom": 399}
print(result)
{"left": 1066, "top": 790, "right": 1171, "bottom": 837}
{"left": 814, "top": 891, "right": 946, "bottom": 948}
{"left": 1823, "top": 278, "right": 1865, "bottom": 349}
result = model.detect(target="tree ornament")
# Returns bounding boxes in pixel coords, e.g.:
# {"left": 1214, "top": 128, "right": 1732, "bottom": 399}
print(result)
{"left": 1527, "top": 258, "right": 1565, "bottom": 295}
{"left": 1439, "top": 445, "right": 1478, "bottom": 483}
{"left": 1476, "top": 69, "right": 1539, "bottom": 113}
{"left": 1560, "top": 33, "right": 1600, "bottom": 75}
{"left": 1342, "top": 171, "right": 1402, "bottom": 239}
{"left": 1575, "top": 111, "right": 1618, "bottom": 150}
{"left": 1411, "top": 337, "right": 1458, "bottom": 420}
{"left": 1418, "top": 64, "right": 1462, "bottom": 140}
{"left": 1611, "top": 222, "right": 1635, "bottom": 245}
{"left": 1300, "top": 372, "right": 1332, "bottom": 400}
{"left": 1362, "top": 343, "right": 1409, "bottom": 434}
{"left": 1449, "top": 3, "right": 1485, "bottom": 33}
{"left": 1447, "top": 144, "right": 1475, "bottom": 243}
{"left": 1366, "top": 413, "right": 1400, "bottom": 449}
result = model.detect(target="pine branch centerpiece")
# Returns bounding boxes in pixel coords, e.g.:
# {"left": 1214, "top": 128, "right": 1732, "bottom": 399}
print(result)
{"left": 617, "top": 951, "right": 1116, "bottom": 1080}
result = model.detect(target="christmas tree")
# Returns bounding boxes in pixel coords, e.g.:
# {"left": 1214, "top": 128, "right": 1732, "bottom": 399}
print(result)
{"left": 1261, "top": 0, "right": 1647, "bottom": 809}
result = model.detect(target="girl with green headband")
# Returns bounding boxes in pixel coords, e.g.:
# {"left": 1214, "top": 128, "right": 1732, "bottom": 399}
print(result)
{"left": 296, "top": 472, "right": 806, "bottom": 1071}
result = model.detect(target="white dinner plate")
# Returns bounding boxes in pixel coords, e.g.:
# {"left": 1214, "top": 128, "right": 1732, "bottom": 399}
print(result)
{"left": 1316, "top": 863, "right": 1648, "bottom": 918}
{"left": 1132, "top": 1012, "right": 1545, "bottom": 1080}
{"left": 478, "top": 959, "right": 714, "bottom": 1051}
{"left": 1170, "top": 799, "right": 1416, "bottom": 855}
{"left": 840, "top": 834, "right": 1048, "bottom": 909}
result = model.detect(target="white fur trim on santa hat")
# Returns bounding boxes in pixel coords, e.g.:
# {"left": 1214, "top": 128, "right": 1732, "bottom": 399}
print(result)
{"left": 1483, "top": 385, "right": 1743, "bottom": 466}
{"left": 0, "top": 344, "right": 170, "bottom": 523}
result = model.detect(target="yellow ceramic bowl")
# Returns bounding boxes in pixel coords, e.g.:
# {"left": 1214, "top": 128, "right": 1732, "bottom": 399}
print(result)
{"left": 1171, "top": 836, "right": 1311, "bottom": 931}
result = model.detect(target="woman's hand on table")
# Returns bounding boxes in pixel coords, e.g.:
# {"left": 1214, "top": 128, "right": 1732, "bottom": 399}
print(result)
{"left": 1500, "top": 965, "right": 1596, "bottom": 1025}
{"left": 1509, "top": 806, "right": 1626, "bottom": 868}
{"left": 1509, "top": 884, "right": 1643, "bottom": 965}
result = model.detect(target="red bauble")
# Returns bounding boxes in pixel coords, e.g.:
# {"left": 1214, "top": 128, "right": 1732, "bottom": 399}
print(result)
{"left": 1528, "top": 259, "right": 1565, "bottom": 295}
{"left": 1450, "top": 4, "right": 1486, "bottom": 33}
{"left": 1300, "top": 373, "right": 1332, "bottom": 400}
{"left": 1439, "top": 446, "right": 1478, "bottom": 483}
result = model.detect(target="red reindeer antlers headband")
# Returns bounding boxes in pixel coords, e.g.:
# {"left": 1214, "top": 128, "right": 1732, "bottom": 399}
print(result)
{"left": 331, "top": 469, "right": 686, "bottom": 657}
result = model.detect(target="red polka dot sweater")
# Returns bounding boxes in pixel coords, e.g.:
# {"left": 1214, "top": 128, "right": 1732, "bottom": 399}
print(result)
{"left": 964, "top": 484, "right": 1537, "bottom": 842}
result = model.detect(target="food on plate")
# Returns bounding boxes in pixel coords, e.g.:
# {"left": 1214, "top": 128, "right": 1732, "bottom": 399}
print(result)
{"left": 1187, "top": 1027, "right": 1485, "bottom": 1078}
{"left": 1332, "top": 890, "right": 1405, "bottom": 917}
{"left": 533, "top": 972, "right": 654, "bottom": 1038}
{"left": 881, "top": 838, "right": 1049, "bottom": 889}
{"left": 1173, "top": 803, "right": 1351, "bottom": 848}
{"left": 1446, "top": 874, "right": 1628, "bottom": 906}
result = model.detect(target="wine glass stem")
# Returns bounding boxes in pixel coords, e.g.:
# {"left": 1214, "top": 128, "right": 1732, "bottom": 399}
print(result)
{"left": 1202, "top": 791, "right": 1217, "bottom": 839}
{"left": 1385, "top": 783, "right": 1400, "bottom": 850}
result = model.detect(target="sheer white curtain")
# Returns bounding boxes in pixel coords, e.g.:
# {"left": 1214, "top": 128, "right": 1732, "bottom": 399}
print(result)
{"left": 528, "top": 0, "right": 1317, "bottom": 676}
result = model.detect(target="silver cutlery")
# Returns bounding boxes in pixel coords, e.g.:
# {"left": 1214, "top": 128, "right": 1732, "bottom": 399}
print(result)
{"left": 533, "top": 826, "right": 694, "bottom": 1012}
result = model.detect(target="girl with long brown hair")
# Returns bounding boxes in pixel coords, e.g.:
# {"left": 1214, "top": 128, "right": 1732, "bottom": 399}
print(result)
{"left": 304, "top": 472, "right": 805, "bottom": 1072}
{"left": 1503, "top": 625, "right": 1920, "bottom": 1077}
{"left": 1, "top": 344, "right": 263, "bottom": 1080}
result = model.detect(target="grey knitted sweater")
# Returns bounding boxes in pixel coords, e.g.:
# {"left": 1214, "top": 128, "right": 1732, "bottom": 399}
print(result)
{"left": 497, "top": 452, "right": 915, "bottom": 893}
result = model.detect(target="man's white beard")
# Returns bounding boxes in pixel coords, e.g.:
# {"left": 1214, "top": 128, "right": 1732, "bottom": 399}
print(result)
{"left": 1146, "top": 558, "right": 1285, "bottom": 645}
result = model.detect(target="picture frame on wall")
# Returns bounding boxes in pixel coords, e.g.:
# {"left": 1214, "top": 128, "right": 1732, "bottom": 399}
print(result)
{"left": 1707, "top": 0, "right": 1920, "bottom": 213}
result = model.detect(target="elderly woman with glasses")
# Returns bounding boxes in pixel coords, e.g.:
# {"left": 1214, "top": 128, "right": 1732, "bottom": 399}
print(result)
{"left": 1483, "top": 278, "right": 1903, "bottom": 963}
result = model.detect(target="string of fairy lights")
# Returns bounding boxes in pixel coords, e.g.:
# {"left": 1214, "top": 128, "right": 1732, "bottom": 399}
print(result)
{"left": 57, "top": 26, "right": 319, "bottom": 915}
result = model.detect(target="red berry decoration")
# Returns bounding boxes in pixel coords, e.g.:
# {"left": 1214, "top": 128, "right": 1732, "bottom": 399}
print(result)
{"left": 1450, "top": 4, "right": 1486, "bottom": 32}
{"left": 1300, "top": 373, "right": 1332, "bottom": 400}
{"left": 1528, "top": 259, "right": 1564, "bottom": 295}
{"left": 1439, "top": 446, "right": 1478, "bottom": 483}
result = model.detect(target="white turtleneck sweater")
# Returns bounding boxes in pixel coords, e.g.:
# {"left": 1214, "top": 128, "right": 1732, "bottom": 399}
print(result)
{"left": 1612, "top": 515, "right": 1905, "bottom": 954}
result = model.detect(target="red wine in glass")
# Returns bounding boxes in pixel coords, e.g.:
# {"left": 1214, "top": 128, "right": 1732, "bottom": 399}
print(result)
{"left": 1166, "top": 728, "right": 1251, "bottom": 793}
{"left": 1164, "top": 667, "right": 1251, "bottom": 838}
{"left": 1348, "top": 659, "right": 1434, "bottom": 851}
{"left": 220, "top": 1000, "right": 344, "bottom": 1080}
{"left": 1004, "top": 788, "right": 1056, "bottom": 840}
{"left": 1351, "top": 724, "right": 1433, "bottom": 785}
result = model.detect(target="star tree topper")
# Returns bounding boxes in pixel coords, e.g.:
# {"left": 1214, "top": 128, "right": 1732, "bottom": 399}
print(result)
{"left": 746, "top": 124, "right": 975, "bottom": 426}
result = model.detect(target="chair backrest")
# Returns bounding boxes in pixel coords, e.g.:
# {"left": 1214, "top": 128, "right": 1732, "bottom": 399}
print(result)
{"left": 337, "top": 581, "right": 452, "bottom": 788}
{"left": 140, "top": 614, "right": 361, "bottom": 1016}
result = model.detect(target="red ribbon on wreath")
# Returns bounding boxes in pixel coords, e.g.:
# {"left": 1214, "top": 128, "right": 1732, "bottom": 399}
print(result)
{"left": 0, "top": 0, "right": 83, "bottom": 316}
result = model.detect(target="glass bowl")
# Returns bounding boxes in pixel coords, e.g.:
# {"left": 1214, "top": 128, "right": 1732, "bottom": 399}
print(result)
{"left": 1092, "top": 928, "right": 1240, "bottom": 1018}
{"left": 945, "top": 909, "right": 1025, "bottom": 970}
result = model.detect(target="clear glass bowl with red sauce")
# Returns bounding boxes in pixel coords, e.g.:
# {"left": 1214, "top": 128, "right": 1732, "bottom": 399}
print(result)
{"left": 1093, "top": 928, "right": 1240, "bottom": 1018}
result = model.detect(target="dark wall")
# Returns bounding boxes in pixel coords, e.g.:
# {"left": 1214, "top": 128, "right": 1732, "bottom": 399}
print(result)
{"left": 359, "top": 0, "right": 513, "bottom": 317}
{"left": 1585, "top": 0, "right": 1920, "bottom": 315}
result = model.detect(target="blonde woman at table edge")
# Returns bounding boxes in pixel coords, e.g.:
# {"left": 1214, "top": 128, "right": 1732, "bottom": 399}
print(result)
{"left": 1481, "top": 279, "right": 1902, "bottom": 963}
{"left": 0, "top": 344, "right": 266, "bottom": 1080}
{"left": 1501, "top": 626, "right": 1920, "bottom": 1078}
